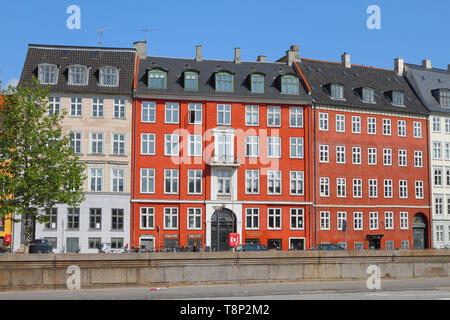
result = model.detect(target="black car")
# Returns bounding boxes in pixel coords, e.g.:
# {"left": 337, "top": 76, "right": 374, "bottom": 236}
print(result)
{"left": 29, "top": 239, "right": 53, "bottom": 254}
{"left": 233, "top": 244, "right": 269, "bottom": 252}
{"left": 311, "top": 244, "right": 346, "bottom": 251}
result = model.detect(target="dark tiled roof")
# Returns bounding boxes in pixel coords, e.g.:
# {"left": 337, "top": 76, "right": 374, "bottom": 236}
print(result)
{"left": 19, "top": 44, "right": 136, "bottom": 95}
{"left": 296, "top": 58, "right": 429, "bottom": 116}
{"left": 135, "top": 56, "right": 311, "bottom": 102}
{"left": 404, "top": 63, "right": 450, "bottom": 113}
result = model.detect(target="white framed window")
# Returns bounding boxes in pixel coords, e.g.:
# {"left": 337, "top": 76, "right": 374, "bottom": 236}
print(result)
{"left": 290, "top": 107, "right": 304, "bottom": 128}
{"left": 352, "top": 116, "right": 361, "bottom": 134}
{"left": 353, "top": 179, "right": 362, "bottom": 198}
{"left": 70, "top": 131, "right": 82, "bottom": 154}
{"left": 188, "top": 103, "right": 202, "bottom": 124}
{"left": 331, "top": 84, "right": 344, "bottom": 100}
{"left": 445, "top": 143, "right": 450, "bottom": 161}
{"left": 434, "top": 168, "right": 443, "bottom": 187}
{"left": 268, "top": 136, "right": 281, "bottom": 158}
{"left": 245, "top": 105, "right": 259, "bottom": 126}
{"left": 187, "top": 208, "right": 202, "bottom": 230}
{"left": 267, "top": 106, "right": 281, "bottom": 127}
{"left": 112, "top": 133, "right": 126, "bottom": 155}
{"left": 352, "top": 147, "right": 361, "bottom": 165}
{"left": 414, "top": 151, "right": 423, "bottom": 168}
{"left": 414, "top": 122, "right": 422, "bottom": 138}
{"left": 384, "top": 179, "right": 393, "bottom": 198}
{"left": 433, "top": 117, "right": 441, "bottom": 133}
{"left": 142, "top": 101, "right": 156, "bottom": 123}
{"left": 99, "top": 67, "right": 119, "bottom": 87}
{"left": 337, "top": 212, "right": 347, "bottom": 231}
{"left": 290, "top": 208, "right": 304, "bottom": 230}
{"left": 385, "top": 212, "right": 394, "bottom": 230}
{"left": 336, "top": 114, "right": 346, "bottom": 132}
{"left": 268, "top": 208, "right": 282, "bottom": 230}
{"left": 398, "top": 120, "right": 407, "bottom": 137}
{"left": 369, "top": 179, "right": 378, "bottom": 198}
{"left": 89, "top": 168, "right": 103, "bottom": 192}
{"left": 400, "top": 212, "right": 409, "bottom": 230}
{"left": 245, "top": 170, "right": 260, "bottom": 194}
{"left": 320, "top": 145, "right": 329, "bottom": 163}
{"left": 267, "top": 170, "right": 282, "bottom": 195}
{"left": 354, "top": 212, "right": 363, "bottom": 230}
{"left": 336, "top": 146, "right": 346, "bottom": 164}
{"left": 435, "top": 195, "right": 444, "bottom": 215}
{"left": 433, "top": 142, "right": 442, "bottom": 160}
{"left": 445, "top": 119, "right": 450, "bottom": 133}
{"left": 436, "top": 225, "right": 445, "bottom": 242}
{"left": 164, "top": 169, "right": 179, "bottom": 194}
{"left": 217, "top": 104, "right": 231, "bottom": 125}
{"left": 369, "top": 212, "right": 379, "bottom": 230}
{"left": 246, "top": 208, "right": 260, "bottom": 230}
{"left": 383, "top": 149, "right": 392, "bottom": 166}
{"left": 368, "top": 148, "right": 377, "bottom": 165}
{"left": 446, "top": 169, "right": 450, "bottom": 187}
{"left": 141, "top": 133, "right": 155, "bottom": 155}
{"left": 399, "top": 180, "right": 408, "bottom": 199}
{"left": 415, "top": 181, "right": 424, "bottom": 199}
{"left": 319, "top": 113, "right": 329, "bottom": 131}
{"left": 398, "top": 150, "right": 407, "bottom": 167}
{"left": 164, "top": 134, "right": 179, "bottom": 156}
{"left": 114, "top": 98, "right": 126, "bottom": 119}
{"left": 246, "top": 136, "right": 259, "bottom": 158}
{"left": 49, "top": 96, "right": 60, "bottom": 116}
{"left": 337, "top": 178, "right": 347, "bottom": 198}
{"left": 140, "top": 168, "right": 155, "bottom": 194}
{"left": 90, "top": 132, "right": 104, "bottom": 154}
{"left": 68, "top": 65, "right": 88, "bottom": 85}
{"left": 140, "top": 207, "right": 154, "bottom": 230}
{"left": 70, "top": 97, "right": 82, "bottom": 117}
{"left": 290, "top": 171, "right": 304, "bottom": 196}
{"left": 382, "top": 119, "right": 392, "bottom": 136}
{"left": 290, "top": 137, "right": 304, "bottom": 159}
{"left": 164, "top": 208, "right": 178, "bottom": 230}
{"left": 111, "top": 168, "right": 125, "bottom": 193}
{"left": 38, "top": 64, "right": 58, "bottom": 85}
{"left": 367, "top": 117, "right": 377, "bottom": 135}
{"left": 165, "top": 102, "right": 179, "bottom": 124}
{"left": 215, "top": 134, "right": 233, "bottom": 158}
{"left": 320, "top": 211, "right": 330, "bottom": 230}
{"left": 92, "top": 98, "right": 104, "bottom": 117}
{"left": 217, "top": 168, "right": 232, "bottom": 195}
{"left": 188, "top": 135, "right": 202, "bottom": 157}
{"left": 188, "top": 169, "right": 202, "bottom": 195}
{"left": 320, "top": 177, "right": 330, "bottom": 197}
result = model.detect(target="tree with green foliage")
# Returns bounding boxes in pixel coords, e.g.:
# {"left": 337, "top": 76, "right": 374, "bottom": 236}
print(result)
{"left": 0, "top": 78, "right": 86, "bottom": 251}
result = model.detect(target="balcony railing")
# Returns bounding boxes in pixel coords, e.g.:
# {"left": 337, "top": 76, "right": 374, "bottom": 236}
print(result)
{"left": 207, "top": 155, "right": 240, "bottom": 167}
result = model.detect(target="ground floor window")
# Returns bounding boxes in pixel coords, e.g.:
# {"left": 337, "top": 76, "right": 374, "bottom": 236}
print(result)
{"left": 111, "top": 238, "right": 124, "bottom": 249}
{"left": 289, "top": 238, "right": 305, "bottom": 250}
{"left": 354, "top": 242, "right": 364, "bottom": 250}
{"left": 88, "top": 237, "right": 102, "bottom": 250}
{"left": 164, "top": 238, "right": 179, "bottom": 251}
{"left": 385, "top": 240, "right": 395, "bottom": 250}
{"left": 401, "top": 240, "right": 410, "bottom": 249}
{"left": 44, "top": 237, "right": 57, "bottom": 250}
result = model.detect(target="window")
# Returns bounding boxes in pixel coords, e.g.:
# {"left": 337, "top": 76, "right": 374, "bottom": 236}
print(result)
{"left": 267, "top": 106, "right": 281, "bottom": 127}
{"left": 291, "top": 208, "right": 304, "bottom": 230}
{"left": 164, "top": 134, "right": 179, "bottom": 156}
{"left": 100, "top": 67, "right": 119, "bottom": 86}
{"left": 245, "top": 105, "right": 259, "bottom": 126}
{"left": 398, "top": 120, "right": 407, "bottom": 137}
{"left": 148, "top": 69, "right": 167, "bottom": 89}
{"left": 165, "top": 103, "right": 179, "bottom": 124}
{"left": 111, "top": 238, "right": 124, "bottom": 250}
{"left": 414, "top": 151, "right": 423, "bottom": 168}
{"left": 384, "top": 179, "right": 393, "bottom": 198}
{"left": 68, "top": 65, "right": 88, "bottom": 85}
{"left": 415, "top": 181, "right": 424, "bottom": 199}
{"left": 246, "top": 136, "right": 259, "bottom": 158}
{"left": 111, "top": 168, "right": 125, "bottom": 192}
{"left": 353, "top": 179, "right": 362, "bottom": 198}
{"left": 70, "top": 97, "right": 82, "bottom": 117}
{"left": 320, "top": 145, "right": 329, "bottom": 163}
{"left": 216, "top": 72, "right": 234, "bottom": 92}
{"left": 268, "top": 208, "right": 282, "bottom": 230}
{"left": 398, "top": 150, "right": 407, "bottom": 167}
{"left": 290, "top": 138, "right": 304, "bottom": 159}
{"left": 246, "top": 208, "right": 259, "bottom": 230}
{"left": 320, "top": 212, "right": 330, "bottom": 230}
{"left": 140, "top": 207, "right": 154, "bottom": 230}
{"left": 268, "top": 137, "right": 281, "bottom": 158}
{"left": 67, "top": 208, "right": 80, "bottom": 230}
{"left": 444, "top": 119, "right": 450, "bottom": 134}
{"left": 439, "top": 90, "right": 450, "bottom": 107}
{"left": 367, "top": 117, "right": 377, "bottom": 135}
{"left": 217, "top": 169, "right": 232, "bottom": 195}
{"left": 354, "top": 212, "right": 363, "bottom": 230}
{"left": 383, "top": 149, "right": 392, "bottom": 166}
{"left": 336, "top": 178, "right": 347, "bottom": 198}
{"left": 111, "top": 209, "right": 124, "bottom": 231}
{"left": 187, "top": 208, "right": 202, "bottom": 230}
{"left": 164, "top": 169, "right": 179, "bottom": 194}
{"left": 245, "top": 170, "right": 260, "bottom": 194}
{"left": 362, "top": 87, "right": 375, "bottom": 103}
{"left": 216, "top": 134, "right": 232, "bottom": 157}
{"left": 90, "top": 132, "right": 104, "bottom": 154}
{"left": 433, "top": 117, "right": 441, "bottom": 133}
{"left": 188, "top": 169, "right": 202, "bottom": 194}
{"left": 290, "top": 107, "right": 303, "bottom": 128}
{"left": 188, "top": 135, "right": 202, "bottom": 157}
{"left": 354, "top": 242, "right": 364, "bottom": 250}
{"left": 369, "top": 212, "right": 379, "bottom": 230}
{"left": 368, "top": 148, "right": 377, "bottom": 165}
{"left": 89, "top": 168, "right": 103, "bottom": 192}
{"left": 268, "top": 170, "right": 282, "bottom": 195}
{"left": 184, "top": 72, "right": 198, "bottom": 90}
{"left": 433, "top": 142, "right": 442, "bottom": 160}
{"left": 434, "top": 168, "right": 443, "bottom": 187}
{"left": 320, "top": 177, "right": 330, "bottom": 197}
{"left": 89, "top": 208, "right": 102, "bottom": 230}
{"left": 38, "top": 64, "right": 58, "bottom": 85}
{"left": 141, "top": 133, "right": 155, "bottom": 155}
{"left": 352, "top": 147, "right": 361, "bottom": 165}
{"left": 352, "top": 116, "right": 361, "bottom": 134}
{"left": 435, "top": 196, "right": 444, "bottom": 215}
{"left": 188, "top": 103, "right": 202, "bottom": 124}
{"left": 385, "top": 240, "right": 395, "bottom": 250}
{"left": 319, "top": 113, "right": 329, "bottom": 131}
{"left": 399, "top": 180, "right": 408, "bottom": 199}
{"left": 251, "top": 74, "right": 264, "bottom": 93}
{"left": 447, "top": 169, "right": 450, "bottom": 187}
{"left": 336, "top": 114, "right": 346, "bottom": 132}
{"left": 49, "top": 97, "right": 60, "bottom": 116}
{"left": 164, "top": 208, "right": 178, "bottom": 230}
{"left": 114, "top": 98, "right": 126, "bottom": 119}
{"left": 45, "top": 208, "right": 58, "bottom": 230}
{"left": 290, "top": 171, "right": 304, "bottom": 196}
{"left": 112, "top": 133, "right": 126, "bottom": 155}
{"left": 414, "top": 122, "right": 422, "bottom": 138}
{"left": 140, "top": 168, "right": 155, "bottom": 194}
{"left": 436, "top": 225, "right": 445, "bottom": 242}
{"left": 392, "top": 91, "right": 404, "bottom": 106}
{"left": 70, "top": 131, "right": 82, "bottom": 154}
{"left": 331, "top": 84, "right": 344, "bottom": 99}
{"left": 369, "top": 179, "right": 378, "bottom": 198}
{"left": 142, "top": 101, "right": 156, "bottom": 123}
{"left": 445, "top": 143, "right": 450, "bottom": 161}
{"left": 383, "top": 119, "right": 392, "bottom": 136}
{"left": 385, "top": 212, "right": 394, "bottom": 230}
{"left": 400, "top": 212, "right": 409, "bottom": 230}
{"left": 217, "top": 104, "right": 231, "bottom": 125}
{"left": 336, "top": 146, "right": 346, "bottom": 164}
{"left": 337, "top": 212, "right": 347, "bottom": 231}
{"left": 281, "top": 76, "right": 299, "bottom": 94}
{"left": 88, "top": 238, "right": 102, "bottom": 250}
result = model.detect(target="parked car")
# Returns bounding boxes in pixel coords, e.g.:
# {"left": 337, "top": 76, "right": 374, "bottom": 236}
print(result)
{"left": 310, "top": 244, "right": 346, "bottom": 251}
{"left": 29, "top": 239, "right": 53, "bottom": 254}
{"left": 233, "top": 244, "right": 269, "bottom": 252}
{"left": 99, "top": 243, "right": 125, "bottom": 253}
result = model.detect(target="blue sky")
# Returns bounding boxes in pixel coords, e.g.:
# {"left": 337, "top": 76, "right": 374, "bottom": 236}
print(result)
{"left": 1, "top": 0, "right": 449, "bottom": 89}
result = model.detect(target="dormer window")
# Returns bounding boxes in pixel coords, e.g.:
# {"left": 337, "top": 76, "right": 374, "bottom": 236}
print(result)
{"left": 68, "top": 65, "right": 88, "bottom": 86}
{"left": 148, "top": 69, "right": 167, "bottom": 89}
{"left": 433, "top": 89, "right": 450, "bottom": 108}
{"left": 330, "top": 84, "right": 344, "bottom": 100}
{"left": 99, "top": 67, "right": 119, "bottom": 87}
{"left": 216, "top": 72, "right": 234, "bottom": 92}
{"left": 281, "top": 75, "right": 299, "bottom": 94}
{"left": 184, "top": 71, "right": 198, "bottom": 90}
{"left": 362, "top": 87, "right": 375, "bottom": 103}
{"left": 38, "top": 64, "right": 58, "bottom": 85}
{"left": 251, "top": 74, "right": 264, "bottom": 93}
{"left": 392, "top": 90, "right": 405, "bottom": 106}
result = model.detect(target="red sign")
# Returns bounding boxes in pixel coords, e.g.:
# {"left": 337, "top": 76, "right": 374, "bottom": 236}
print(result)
{"left": 4, "top": 234, "right": 11, "bottom": 244}
{"left": 229, "top": 233, "right": 240, "bottom": 247}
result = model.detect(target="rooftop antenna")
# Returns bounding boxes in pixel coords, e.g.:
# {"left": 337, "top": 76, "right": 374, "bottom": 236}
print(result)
{"left": 97, "top": 28, "right": 110, "bottom": 46}
{"left": 141, "top": 28, "right": 160, "bottom": 51}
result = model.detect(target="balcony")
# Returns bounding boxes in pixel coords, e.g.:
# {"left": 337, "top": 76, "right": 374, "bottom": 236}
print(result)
{"left": 207, "top": 155, "right": 240, "bottom": 167}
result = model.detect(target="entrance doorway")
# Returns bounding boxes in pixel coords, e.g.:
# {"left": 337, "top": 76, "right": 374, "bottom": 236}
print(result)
{"left": 268, "top": 239, "right": 282, "bottom": 250}
{"left": 413, "top": 213, "right": 428, "bottom": 249}
{"left": 140, "top": 237, "right": 155, "bottom": 251}
{"left": 211, "top": 208, "right": 237, "bottom": 252}
{"left": 289, "top": 238, "right": 305, "bottom": 250}
{"left": 367, "top": 235, "right": 383, "bottom": 250}
{"left": 66, "top": 237, "right": 79, "bottom": 253}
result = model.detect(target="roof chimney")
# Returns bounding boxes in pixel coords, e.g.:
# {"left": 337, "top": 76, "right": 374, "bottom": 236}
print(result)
{"left": 195, "top": 45, "right": 202, "bottom": 62}
{"left": 286, "top": 45, "right": 300, "bottom": 66}
{"left": 422, "top": 59, "right": 432, "bottom": 69}
{"left": 234, "top": 47, "right": 241, "bottom": 64}
{"left": 133, "top": 41, "right": 147, "bottom": 60}
{"left": 341, "top": 52, "right": 351, "bottom": 68}
{"left": 257, "top": 55, "right": 267, "bottom": 62}
{"left": 394, "top": 58, "right": 405, "bottom": 76}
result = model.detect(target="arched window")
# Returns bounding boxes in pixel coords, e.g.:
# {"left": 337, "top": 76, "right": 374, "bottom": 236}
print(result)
{"left": 38, "top": 64, "right": 58, "bottom": 85}
{"left": 148, "top": 69, "right": 167, "bottom": 89}
{"left": 99, "top": 67, "right": 119, "bottom": 87}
